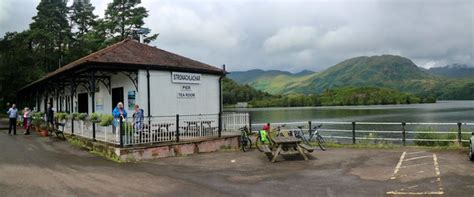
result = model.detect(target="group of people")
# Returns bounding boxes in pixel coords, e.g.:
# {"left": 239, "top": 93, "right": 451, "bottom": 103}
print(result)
{"left": 5, "top": 101, "right": 144, "bottom": 136}
{"left": 113, "top": 102, "right": 145, "bottom": 133}
{"left": 5, "top": 103, "right": 55, "bottom": 136}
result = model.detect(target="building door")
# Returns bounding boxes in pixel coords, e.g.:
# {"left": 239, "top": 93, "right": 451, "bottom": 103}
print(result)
{"left": 112, "top": 87, "right": 124, "bottom": 111}
{"left": 78, "top": 93, "right": 89, "bottom": 114}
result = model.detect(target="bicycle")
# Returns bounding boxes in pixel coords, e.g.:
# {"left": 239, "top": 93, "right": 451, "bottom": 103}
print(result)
{"left": 255, "top": 124, "right": 286, "bottom": 152}
{"left": 293, "top": 124, "right": 326, "bottom": 151}
{"left": 239, "top": 126, "right": 252, "bottom": 152}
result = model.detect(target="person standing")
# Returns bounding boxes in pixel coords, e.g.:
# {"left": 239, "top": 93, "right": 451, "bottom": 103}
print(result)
{"left": 46, "top": 103, "right": 54, "bottom": 129}
{"left": 23, "top": 107, "right": 31, "bottom": 135}
{"left": 113, "top": 102, "right": 127, "bottom": 143}
{"left": 6, "top": 104, "right": 18, "bottom": 136}
{"left": 132, "top": 104, "right": 144, "bottom": 134}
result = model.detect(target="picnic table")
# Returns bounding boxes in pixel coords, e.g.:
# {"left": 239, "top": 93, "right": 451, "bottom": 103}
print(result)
{"left": 269, "top": 136, "right": 309, "bottom": 162}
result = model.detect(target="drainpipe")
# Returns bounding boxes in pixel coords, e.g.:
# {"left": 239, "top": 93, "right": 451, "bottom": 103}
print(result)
{"left": 218, "top": 64, "right": 226, "bottom": 138}
{"left": 146, "top": 69, "right": 151, "bottom": 117}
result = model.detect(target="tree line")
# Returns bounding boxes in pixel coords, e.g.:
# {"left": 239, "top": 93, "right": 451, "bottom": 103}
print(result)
{"left": 223, "top": 77, "right": 436, "bottom": 108}
{"left": 0, "top": 0, "right": 157, "bottom": 108}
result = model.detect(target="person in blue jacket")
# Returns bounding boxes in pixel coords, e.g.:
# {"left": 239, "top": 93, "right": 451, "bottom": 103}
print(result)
{"left": 112, "top": 102, "right": 127, "bottom": 134}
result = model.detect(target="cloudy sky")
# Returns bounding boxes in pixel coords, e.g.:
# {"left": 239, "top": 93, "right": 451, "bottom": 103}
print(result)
{"left": 0, "top": 0, "right": 472, "bottom": 72}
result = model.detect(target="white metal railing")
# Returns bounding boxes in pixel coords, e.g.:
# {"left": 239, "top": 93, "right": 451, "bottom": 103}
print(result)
{"left": 222, "top": 112, "right": 249, "bottom": 133}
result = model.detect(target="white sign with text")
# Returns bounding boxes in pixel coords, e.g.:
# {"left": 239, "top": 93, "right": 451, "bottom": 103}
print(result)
{"left": 172, "top": 72, "right": 201, "bottom": 84}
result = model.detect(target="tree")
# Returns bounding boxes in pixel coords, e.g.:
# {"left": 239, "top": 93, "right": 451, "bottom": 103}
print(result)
{"left": 103, "top": 0, "right": 158, "bottom": 44}
{"left": 70, "top": 0, "right": 97, "bottom": 36}
{"left": 69, "top": 0, "right": 102, "bottom": 61}
{"left": 0, "top": 32, "right": 44, "bottom": 108}
{"left": 29, "top": 0, "right": 72, "bottom": 71}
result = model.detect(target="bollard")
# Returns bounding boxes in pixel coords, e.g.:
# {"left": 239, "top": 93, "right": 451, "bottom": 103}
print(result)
{"left": 352, "top": 122, "right": 356, "bottom": 144}
{"left": 457, "top": 122, "right": 462, "bottom": 144}
{"left": 402, "top": 122, "right": 406, "bottom": 146}
{"left": 176, "top": 114, "right": 180, "bottom": 142}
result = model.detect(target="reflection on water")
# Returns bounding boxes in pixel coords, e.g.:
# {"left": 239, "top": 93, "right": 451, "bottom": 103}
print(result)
{"left": 226, "top": 101, "right": 474, "bottom": 124}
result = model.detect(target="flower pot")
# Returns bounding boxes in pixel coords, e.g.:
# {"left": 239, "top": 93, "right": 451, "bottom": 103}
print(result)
{"left": 40, "top": 130, "right": 49, "bottom": 137}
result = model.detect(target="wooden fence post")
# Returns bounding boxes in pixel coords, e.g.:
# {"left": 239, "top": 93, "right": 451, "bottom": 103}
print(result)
{"left": 308, "top": 121, "right": 312, "bottom": 133}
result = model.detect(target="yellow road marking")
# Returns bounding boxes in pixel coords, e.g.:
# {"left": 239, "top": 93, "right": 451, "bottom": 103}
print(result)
{"left": 390, "top": 151, "right": 406, "bottom": 180}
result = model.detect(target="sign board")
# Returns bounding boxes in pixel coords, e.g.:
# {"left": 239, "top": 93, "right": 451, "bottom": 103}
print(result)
{"left": 171, "top": 72, "right": 201, "bottom": 84}
{"left": 177, "top": 85, "right": 195, "bottom": 99}
{"left": 177, "top": 92, "right": 196, "bottom": 99}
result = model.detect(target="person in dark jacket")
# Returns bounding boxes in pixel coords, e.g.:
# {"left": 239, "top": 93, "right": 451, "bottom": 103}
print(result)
{"left": 46, "top": 103, "right": 54, "bottom": 128}
{"left": 133, "top": 104, "right": 144, "bottom": 133}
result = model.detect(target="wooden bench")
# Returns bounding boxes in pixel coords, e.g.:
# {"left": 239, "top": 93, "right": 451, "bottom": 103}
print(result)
{"left": 299, "top": 143, "right": 314, "bottom": 153}
{"left": 53, "top": 122, "right": 66, "bottom": 140}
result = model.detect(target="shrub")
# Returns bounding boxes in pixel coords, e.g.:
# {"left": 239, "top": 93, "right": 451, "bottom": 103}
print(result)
{"left": 67, "top": 113, "right": 79, "bottom": 120}
{"left": 414, "top": 128, "right": 469, "bottom": 147}
{"left": 77, "top": 113, "right": 88, "bottom": 121}
{"left": 98, "top": 114, "right": 114, "bottom": 127}
{"left": 90, "top": 113, "right": 101, "bottom": 123}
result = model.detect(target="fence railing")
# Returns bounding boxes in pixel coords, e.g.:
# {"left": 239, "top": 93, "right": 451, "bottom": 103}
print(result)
{"left": 222, "top": 112, "right": 250, "bottom": 134}
{"left": 251, "top": 121, "right": 474, "bottom": 145}
{"left": 61, "top": 112, "right": 247, "bottom": 147}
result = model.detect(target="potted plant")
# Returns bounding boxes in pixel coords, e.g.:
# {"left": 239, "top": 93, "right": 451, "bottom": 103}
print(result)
{"left": 31, "top": 112, "right": 45, "bottom": 132}
{"left": 90, "top": 113, "right": 101, "bottom": 124}
{"left": 99, "top": 114, "right": 114, "bottom": 127}
{"left": 39, "top": 123, "right": 49, "bottom": 137}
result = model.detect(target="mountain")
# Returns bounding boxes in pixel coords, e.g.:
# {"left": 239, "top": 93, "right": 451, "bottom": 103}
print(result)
{"left": 427, "top": 64, "right": 474, "bottom": 78}
{"left": 227, "top": 69, "right": 316, "bottom": 94}
{"left": 228, "top": 55, "right": 474, "bottom": 100}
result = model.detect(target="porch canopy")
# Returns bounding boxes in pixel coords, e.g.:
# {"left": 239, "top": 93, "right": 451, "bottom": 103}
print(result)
{"left": 18, "top": 39, "right": 225, "bottom": 113}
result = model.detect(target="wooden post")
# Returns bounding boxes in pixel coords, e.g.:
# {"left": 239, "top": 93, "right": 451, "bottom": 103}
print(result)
{"left": 352, "top": 122, "right": 356, "bottom": 144}
{"left": 402, "top": 122, "right": 406, "bottom": 146}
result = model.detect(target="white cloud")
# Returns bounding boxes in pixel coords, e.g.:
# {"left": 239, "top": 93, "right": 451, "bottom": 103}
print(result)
{"left": 0, "top": 0, "right": 472, "bottom": 72}
{"left": 263, "top": 26, "right": 318, "bottom": 54}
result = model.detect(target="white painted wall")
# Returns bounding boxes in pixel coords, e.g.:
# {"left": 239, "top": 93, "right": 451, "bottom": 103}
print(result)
{"left": 145, "top": 70, "right": 220, "bottom": 116}
{"left": 36, "top": 70, "right": 220, "bottom": 117}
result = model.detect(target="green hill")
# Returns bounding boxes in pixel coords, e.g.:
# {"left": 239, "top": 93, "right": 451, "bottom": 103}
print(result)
{"left": 228, "top": 55, "right": 474, "bottom": 100}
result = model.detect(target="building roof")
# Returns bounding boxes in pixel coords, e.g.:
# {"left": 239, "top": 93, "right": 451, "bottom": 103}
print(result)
{"left": 21, "top": 39, "right": 224, "bottom": 90}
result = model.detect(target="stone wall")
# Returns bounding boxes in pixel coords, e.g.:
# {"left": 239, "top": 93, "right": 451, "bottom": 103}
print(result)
{"left": 66, "top": 134, "right": 239, "bottom": 162}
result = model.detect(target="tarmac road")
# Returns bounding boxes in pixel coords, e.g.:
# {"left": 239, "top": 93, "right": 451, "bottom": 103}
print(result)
{"left": 1, "top": 123, "right": 474, "bottom": 196}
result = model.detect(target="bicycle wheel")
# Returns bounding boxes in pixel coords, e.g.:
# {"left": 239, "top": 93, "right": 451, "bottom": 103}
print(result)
{"left": 316, "top": 134, "right": 326, "bottom": 151}
{"left": 247, "top": 137, "right": 252, "bottom": 150}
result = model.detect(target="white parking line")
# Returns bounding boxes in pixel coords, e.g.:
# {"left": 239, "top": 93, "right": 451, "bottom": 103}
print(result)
{"left": 403, "top": 155, "right": 433, "bottom": 162}
{"left": 387, "top": 152, "right": 444, "bottom": 195}
{"left": 390, "top": 151, "right": 406, "bottom": 180}
{"left": 406, "top": 151, "right": 427, "bottom": 155}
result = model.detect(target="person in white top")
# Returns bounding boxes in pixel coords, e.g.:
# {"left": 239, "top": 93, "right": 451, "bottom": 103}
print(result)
{"left": 6, "top": 103, "right": 18, "bottom": 135}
